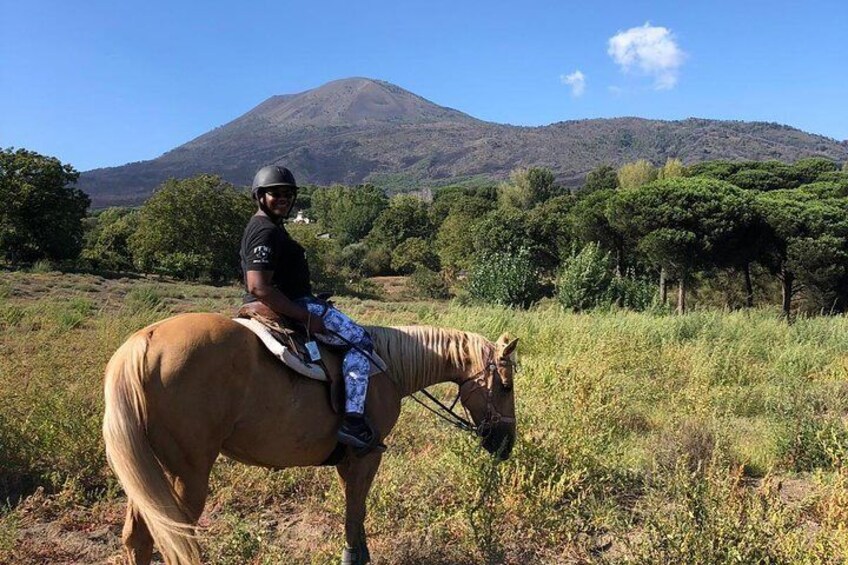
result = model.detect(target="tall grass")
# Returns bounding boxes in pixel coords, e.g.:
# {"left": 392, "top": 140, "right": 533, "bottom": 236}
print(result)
{"left": 1, "top": 272, "right": 847, "bottom": 562}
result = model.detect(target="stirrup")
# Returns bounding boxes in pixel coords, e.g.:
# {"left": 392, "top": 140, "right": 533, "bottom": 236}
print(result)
{"left": 337, "top": 417, "right": 387, "bottom": 456}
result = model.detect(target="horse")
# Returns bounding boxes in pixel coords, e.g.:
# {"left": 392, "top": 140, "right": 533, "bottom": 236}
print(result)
{"left": 102, "top": 312, "right": 518, "bottom": 564}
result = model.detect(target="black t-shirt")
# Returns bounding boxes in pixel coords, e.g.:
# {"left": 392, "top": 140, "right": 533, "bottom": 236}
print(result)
{"left": 240, "top": 212, "right": 312, "bottom": 303}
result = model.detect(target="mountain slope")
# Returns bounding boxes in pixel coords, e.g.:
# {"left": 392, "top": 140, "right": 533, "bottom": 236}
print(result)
{"left": 79, "top": 78, "right": 848, "bottom": 207}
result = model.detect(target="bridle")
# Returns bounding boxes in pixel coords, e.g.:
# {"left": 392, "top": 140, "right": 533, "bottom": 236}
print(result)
{"left": 409, "top": 357, "right": 517, "bottom": 437}
{"left": 325, "top": 327, "right": 517, "bottom": 437}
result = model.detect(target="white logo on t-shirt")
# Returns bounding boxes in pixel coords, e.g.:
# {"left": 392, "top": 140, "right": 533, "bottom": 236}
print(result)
{"left": 252, "top": 245, "right": 272, "bottom": 263}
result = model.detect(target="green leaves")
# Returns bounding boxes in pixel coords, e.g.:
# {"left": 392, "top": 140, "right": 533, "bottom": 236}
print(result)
{"left": 310, "top": 184, "right": 387, "bottom": 246}
{"left": 467, "top": 247, "right": 543, "bottom": 308}
{"left": 0, "top": 148, "right": 88, "bottom": 264}
{"left": 128, "top": 175, "right": 253, "bottom": 281}
{"left": 610, "top": 177, "right": 756, "bottom": 276}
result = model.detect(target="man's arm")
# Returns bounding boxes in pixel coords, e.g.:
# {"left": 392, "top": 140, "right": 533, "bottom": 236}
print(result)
{"left": 246, "top": 270, "right": 326, "bottom": 334}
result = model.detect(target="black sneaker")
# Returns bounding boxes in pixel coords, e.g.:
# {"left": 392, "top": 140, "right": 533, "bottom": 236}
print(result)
{"left": 337, "top": 415, "right": 386, "bottom": 455}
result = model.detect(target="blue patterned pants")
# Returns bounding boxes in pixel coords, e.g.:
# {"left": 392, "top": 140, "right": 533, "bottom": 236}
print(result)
{"left": 296, "top": 297, "right": 372, "bottom": 415}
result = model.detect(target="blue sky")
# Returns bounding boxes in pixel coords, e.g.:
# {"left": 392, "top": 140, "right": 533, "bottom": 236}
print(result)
{"left": 2, "top": 0, "right": 846, "bottom": 171}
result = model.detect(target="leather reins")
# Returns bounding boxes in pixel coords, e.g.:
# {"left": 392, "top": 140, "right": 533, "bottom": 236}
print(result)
{"left": 326, "top": 327, "right": 515, "bottom": 437}
{"left": 410, "top": 357, "right": 516, "bottom": 437}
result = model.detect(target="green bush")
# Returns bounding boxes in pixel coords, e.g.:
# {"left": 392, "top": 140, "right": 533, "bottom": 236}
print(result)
{"left": 410, "top": 267, "right": 450, "bottom": 299}
{"left": 391, "top": 237, "right": 440, "bottom": 274}
{"left": 29, "top": 259, "right": 56, "bottom": 274}
{"left": 555, "top": 244, "right": 612, "bottom": 311}
{"left": 467, "top": 247, "right": 542, "bottom": 308}
{"left": 556, "top": 244, "right": 656, "bottom": 311}
{"left": 608, "top": 271, "right": 658, "bottom": 311}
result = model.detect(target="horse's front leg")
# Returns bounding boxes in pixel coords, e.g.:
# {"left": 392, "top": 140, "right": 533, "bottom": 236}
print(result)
{"left": 336, "top": 452, "right": 382, "bottom": 565}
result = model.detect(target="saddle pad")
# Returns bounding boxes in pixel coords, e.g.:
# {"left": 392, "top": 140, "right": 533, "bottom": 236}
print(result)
{"left": 233, "top": 317, "right": 388, "bottom": 380}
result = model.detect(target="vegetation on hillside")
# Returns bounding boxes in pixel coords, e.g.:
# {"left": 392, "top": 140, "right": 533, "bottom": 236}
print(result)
{"left": 4, "top": 149, "right": 848, "bottom": 318}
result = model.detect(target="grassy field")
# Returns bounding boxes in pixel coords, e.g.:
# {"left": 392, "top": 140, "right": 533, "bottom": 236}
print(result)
{"left": 1, "top": 269, "right": 847, "bottom": 564}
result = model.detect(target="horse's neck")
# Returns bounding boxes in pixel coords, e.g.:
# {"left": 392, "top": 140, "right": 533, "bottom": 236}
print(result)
{"left": 368, "top": 325, "right": 489, "bottom": 397}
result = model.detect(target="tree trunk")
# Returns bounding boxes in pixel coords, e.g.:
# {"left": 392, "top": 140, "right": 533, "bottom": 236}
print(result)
{"left": 781, "top": 268, "right": 794, "bottom": 320}
{"left": 659, "top": 267, "right": 668, "bottom": 305}
{"left": 677, "top": 278, "right": 686, "bottom": 315}
{"left": 743, "top": 263, "right": 754, "bottom": 308}
{"left": 615, "top": 246, "right": 623, "bottom": 277}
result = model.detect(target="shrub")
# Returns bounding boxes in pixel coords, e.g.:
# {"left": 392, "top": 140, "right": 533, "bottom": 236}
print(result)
{"left": 391, "top": 237, "right": 440, "bottom": 274}
{"left": 608, "top": 271, "right": 658, "bottom": 311}
{"left": 29, "top": 259, "right": 56, "bottom": 274}
{"left": 467, "top": 247, "right": 542, "bottom": 308}
{"left": 555, "top": 244, "right": 611, "bottom": 311}
{"left": 410, "top": 267, "right": 450, "bottom": 299}
{"left": 556, "top": 244, "right": 657, "bottom": 311}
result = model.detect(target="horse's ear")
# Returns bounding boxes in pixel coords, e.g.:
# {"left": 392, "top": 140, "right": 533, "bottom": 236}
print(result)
{"left": 500, "top": 337, "right": 519, "bottom": 358}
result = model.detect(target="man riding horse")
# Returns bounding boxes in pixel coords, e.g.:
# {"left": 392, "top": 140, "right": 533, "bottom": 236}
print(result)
{"left": 103, "top": 165, "right": 518, "bottom": 564}
{"left": 240, "top": 164, "right": 382, "bottom": 453}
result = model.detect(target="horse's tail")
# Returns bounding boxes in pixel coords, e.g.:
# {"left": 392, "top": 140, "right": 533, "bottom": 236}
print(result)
{"left": 102, "top": 329, "right": 201, "bottom": 565}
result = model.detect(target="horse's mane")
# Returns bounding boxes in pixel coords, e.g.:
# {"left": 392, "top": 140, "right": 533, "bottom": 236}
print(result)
{"left": 366, "top": 325, "right": 492, "bottom": 393}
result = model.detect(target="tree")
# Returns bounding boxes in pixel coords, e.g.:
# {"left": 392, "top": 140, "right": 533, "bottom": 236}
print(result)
{"left": 430, "top": 186, "right": 496, "bottom": 225}
{"left": 286, "top": 223, "right": 350, "bottom": 293}
{"left": 472, "top": 209, "right": 535, "bottom": 258}
{"left": 687, "top": 160, "right": 738, "bottom": 181}
{"left": 367, "top": 195, "right": 434, "bottom": 252}
{"left": 467, "top": 247, "right": 543, "bottom": 308}
{"left": 755, "top": 190, "right": 848, "bottom": 317}
{"left": 569, "top": 190, "right": 629, "bottom": 274}
{"left": 498, "top": 167, "right": 561, "bottom": 208}
{"left": 797, "top": 179, "right": 848, "bottom": 199}
{"left": 609, "top": 177, "right": 756, "bottom": 314}
{"left": 658, "top": 158, "right": 686, "bottom": 180}
{"left": 498, "top": 168, "right": 533, "bottom": 209}
{"left": 792, "top": 158, "right": 838, "bottom": 185}
{"left": 526, "top": 167, "right": 559, "bottom": 202}
{"left": 129, "top": 175, "right": 254, "bottom": 281}
{"left": 728, "top": 169, "right": 785, "bottom": 191}
{"left": 0, "top": 148, "right": 89, "bottom": 264}
{"left": 310, "top": 184, "right": 387, "bottom": 246}
{"left": 81, "top": 207, "right": 139, "bottom": 271}
{"left": 527, "top": 195, "right": 575, "bottom": 272}
{"left": 435, "top": 209, "right": 483, "bottom": 275}
{"left": 787, "top": 235, "right": 848, "bottom": 313}
{"left": 689, "top": 160, "right": 799, "bottom": 190}
{"left": 618, "top": 159, "right": 658, "bottom": 189}
{"left": 583, "top": 164, "right": 620, "bottom": 193}
{"left": 391, "top": 237, "right": 440, "bottom": 274}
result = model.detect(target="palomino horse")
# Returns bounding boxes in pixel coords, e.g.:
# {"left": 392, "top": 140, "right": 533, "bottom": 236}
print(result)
{"left": 102, "top": 312, "right": 518, "bottom": 564}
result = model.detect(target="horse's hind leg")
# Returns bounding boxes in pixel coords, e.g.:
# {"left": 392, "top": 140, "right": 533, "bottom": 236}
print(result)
{"left": 122, "top": 457, "right": 213, "bottom": 564}
{"left": 122, "top": 501, "right": 153, "bottom": 565}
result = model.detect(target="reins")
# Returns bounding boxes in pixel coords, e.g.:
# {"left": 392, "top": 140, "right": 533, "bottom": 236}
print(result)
{"left": 326, "top": 328, "right": 515, "bottom": 438}
{"left": 408, "top": 388, "right": 476, "bottom": 432}
{"left": 410, "top": 358, "right": 517, "bottom": 437}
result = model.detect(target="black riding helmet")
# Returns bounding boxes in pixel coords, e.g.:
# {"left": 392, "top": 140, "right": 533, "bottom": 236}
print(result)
{"left": 251, "top": 165, "right": 298, "bottom": 200}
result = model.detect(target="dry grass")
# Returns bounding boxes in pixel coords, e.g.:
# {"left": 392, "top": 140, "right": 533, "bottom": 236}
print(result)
{"left": 1, "top": 271, "right": 847, "bottom": 563}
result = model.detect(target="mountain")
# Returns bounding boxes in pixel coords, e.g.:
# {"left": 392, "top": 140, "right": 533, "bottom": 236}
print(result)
{"left": 79, "top": 77, "right": 848, "bottom": 207}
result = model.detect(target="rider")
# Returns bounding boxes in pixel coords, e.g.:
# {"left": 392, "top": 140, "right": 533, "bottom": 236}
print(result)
{"left": 240, "top": 165, "right": 380, "bottom": 452}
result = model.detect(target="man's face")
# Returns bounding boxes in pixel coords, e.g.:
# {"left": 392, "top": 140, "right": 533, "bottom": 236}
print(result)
{"left": 261, "top": 187, "right": 297, "bottom": 219}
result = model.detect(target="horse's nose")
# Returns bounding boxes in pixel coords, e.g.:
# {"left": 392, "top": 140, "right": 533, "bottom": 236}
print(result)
{"left": 482, "top": 423, "right": 515, "bottom": 460}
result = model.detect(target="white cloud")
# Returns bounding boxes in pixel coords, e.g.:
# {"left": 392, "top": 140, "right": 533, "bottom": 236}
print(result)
{"left": 560, "top": 70, "right": 586, "bottom": 97}
{"left": 608, "top": 23, "right": 685, "bottom": 89}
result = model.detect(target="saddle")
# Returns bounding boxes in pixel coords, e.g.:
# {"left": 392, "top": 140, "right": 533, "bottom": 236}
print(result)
{"left": 235, "top": 301, "right": 385, "bottom": 414}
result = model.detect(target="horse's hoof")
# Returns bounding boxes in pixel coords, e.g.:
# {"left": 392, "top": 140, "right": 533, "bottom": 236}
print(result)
{"left": 341, "top": 545, "right": 370, "bottom": 564}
